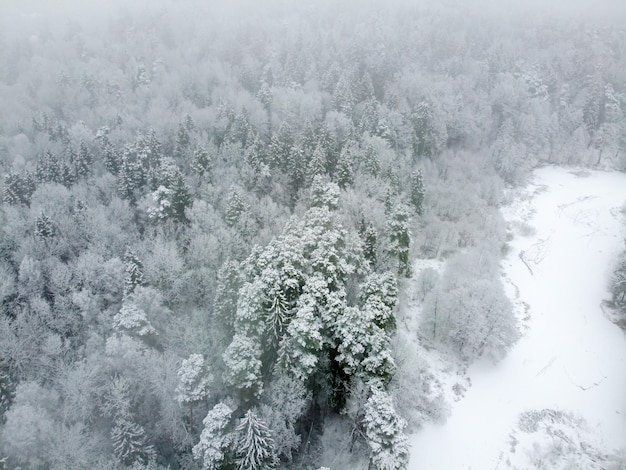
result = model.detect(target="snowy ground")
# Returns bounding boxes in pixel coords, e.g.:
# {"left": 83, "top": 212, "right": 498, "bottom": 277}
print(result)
{"left": 408, "top": 166, "right": 626, "bottom": 469}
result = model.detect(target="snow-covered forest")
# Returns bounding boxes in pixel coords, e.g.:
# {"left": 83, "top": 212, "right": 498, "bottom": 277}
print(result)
{"left": 1, "top": 0, "right": 625, "bottom": 468}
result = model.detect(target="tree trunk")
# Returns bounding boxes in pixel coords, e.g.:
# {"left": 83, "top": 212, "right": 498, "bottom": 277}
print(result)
{"left": 189, "top": 402, "right": 194, "bottom": 435}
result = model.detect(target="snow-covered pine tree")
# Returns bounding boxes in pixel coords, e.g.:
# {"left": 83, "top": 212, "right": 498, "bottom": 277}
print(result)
{"left": 192, "top": 146, "right": 214, "bottom": 178}
{"left": 257, "top": 81, "right": 272, "bottom": 110}
{"left": 225, "top": 186, "right": 249, "bottom": 227}
{"left": 124, "top": 249, "right": 145, "bottom": 298}
{"left": 362, "top": 223, "right": 378, "bottom": 268}
{"left": 193, "top": 401, "right": 236, "bottom": 469}
{"left": 310, "top": 175, "right": 339, "bottom": 210}
{"left": 235, "top": 409, "right": 276, "bottom": 470}
{"left": 117, "top": 154, "right": 145, "bottom": 204}
{"left": 363, "top": 144, "right": 380, "bottom": 177}
{"left": 307, "top": 143, "right": 328, "bottom": 179}
{"left": 387, "top": 205, "right": 412, "bottom": 277}
{"left": 410, "top": 169, "right": 425, "bottom": 216}
{"left": 285, "top": 142, "right": 306, "bottom": 199}
{"left": 276, "top": 292, "right": 324, "bottom": 382}
{"left": 265, "top": 283, "right": 290, "bottom": 341}
{"left": 359, "top": 99, "right": 379, "bottom": 135}
{"left": 35, "top": 151, "right": 62, "bottom": 184}
{"left": 176, "top": 353, "right": 212, "bottom": 434}
{"left": 213, "top": 260, "right": 243, "bottom": 333}
{"left": 103, "top": 141, "right": 122, "bottom": 176}
{"left": 176, "top": 354, "right": 212, "bottom": 405}
{"left": 35, "top": 212, "right": 55, "bottom": 239}
{"left": 333, "top": 72, "right": 356, "bottom": 114}
{"left": 111, "top": 416, "right": 156, "bottom": 466}
{"left": 360, "top": 272, "right": 398, "bottom": 331}
{"left": 148, "top": 162, "right": 192, "bottom": 224}
{"left": 363, "top": 385, "right": 409, "bottom": 470}
{"left": 113, "top": 303, "right": 155, "bottom": 338}
{"left": 3, "top": 169, "right": 36, "bottom": 206}
{"left": 60, "top": 160, "right": 77, "bottom": 187}
{"left": 175, "top": 121, "right": 191, "bottom": 158}
{"left": 222, "top": 333, "right": 264, "bottom": 401}
{"left": 104, "top": 376, "right": 157, "bottom": 466}
{"left": 74, "top": 140, "right": 93, "bottom": 179}
{"left": 269, "top": 123, "right": 293, "bottom": 170}
{"left": 335, "top": 143, "right": 355, "bottom": 189}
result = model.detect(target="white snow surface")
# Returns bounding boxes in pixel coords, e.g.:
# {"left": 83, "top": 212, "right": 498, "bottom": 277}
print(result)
{"left": 408, "top": 166, "right": 626, "bottom": 469}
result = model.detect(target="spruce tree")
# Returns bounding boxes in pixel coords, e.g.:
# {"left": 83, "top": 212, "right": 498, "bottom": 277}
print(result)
{"left": 335, "top": 144, "right": 354, "bottom": 189}
{"left": 103, "top": 142, "right": 121, "bottom": 175}
{"left": 192, "top": 146, "right": 213, "bottom": 177}
{"left": 3, "top": 170, "right": 36, "bottom": 206}
{"left": 363, "top": 385, "right": 409, "bottom": 470}
{"left": 35, "top": 151, "right": 62, "bottom": 184}
{"left": 225, "top": 187, "right": 249, "bottom": 227}
{"left": 124, "top": 249, "right": 145, "bottom": 298}
{"left": 257, "top": 81, "right": 272, "bottom": 110}
{"left": 410, "top": 169, "right": 425, "bottom": 216}
{"left": 214, "top": 260, "right": 243, "bottom": 333}
{"left": 363, "top": 224, "right": 378, "bottom": 269}
{"left": 35, "top": 212, "right": 55, "bottom": 239}
{"left": 176, "top": 354, "right": 213, "bottom": 434}
{"left": 175, "top": 121, "right": 191, "bottom": 157}
{"left": 363, "top": 145, "right": 380, "bottom": 177}
{"left": 193, "top": 401, "right": 236, "bottom": 470}
{"left": 235, "top": 409, "right": 276, "bottom": 470}
{"left": 74, "top": 140, "right": 93, "bottom": 178}
{"left": 111, "top": 416, "right": 156, "bottom": 466}
{"left": 387, "top": 205, "right": 411, "bottom": 277}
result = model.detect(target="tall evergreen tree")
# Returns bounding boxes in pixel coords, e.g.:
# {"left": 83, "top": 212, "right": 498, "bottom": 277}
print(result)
{"left": 176, "top": 354, "right": 213, "bottom": 434}
{"left": 363, "top": 385, "right": 409, "bottom": 470}
{"left": 3, "top": 170, "right": 36, "bottom": 206}
{"left": 335, "top": 143, "right": 354, "bottom": 189}
{"left": 235, "top": 409, "right": 276, "bottom": 470}
{"left": 35, "top": 151, "right": 62, "bottom": 184}
{"left": 149, "top": 159, "right": 192, "bottom": 223}
{"left": 225, "top": 187, "right": 249, "bottom": 227}
{"left": 193, "top": 401, "right": 236, "bottom": 470}
{"left": 35, "top": 212, "right": 55, "bottom": 239}
{"left": 111, "top": 416, "right": 156, "bottom": 466}
{"left": 214, "top": 260, "right": 243, "bottom": 333}
{"left": 387, "top": 205, "right": 412, "bottom": 277}
{"left": 74, "top": 140, "right": 93, "bottom": 178}
{"left": 363, "top": 224, "right": 378, "bottom": 268}
{"left": 192, "top": 145, "right": 214, "bottom": 178}
{"left": 410, "top": 169, "right": 425, "bottom": 216}
{"left": 124, "top": 249, "right": 145, "bottom": 298}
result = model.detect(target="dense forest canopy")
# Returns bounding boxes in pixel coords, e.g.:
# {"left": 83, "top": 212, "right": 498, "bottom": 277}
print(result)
{"left": 0, "top": 0, "right": 625, "bottom": 468}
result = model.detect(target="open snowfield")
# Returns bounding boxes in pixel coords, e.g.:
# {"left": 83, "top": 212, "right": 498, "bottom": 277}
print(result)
{"left": 408, "top": 166, "right": 626, "bottom": 469}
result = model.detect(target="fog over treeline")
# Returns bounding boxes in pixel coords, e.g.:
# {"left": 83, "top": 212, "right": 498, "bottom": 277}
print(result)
{"left": 0, "top": 0, "right": 625, "bottom": 468}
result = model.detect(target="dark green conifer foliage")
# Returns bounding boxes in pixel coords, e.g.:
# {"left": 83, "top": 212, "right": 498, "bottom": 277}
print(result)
{"left": 35, "top": 212, "right": 55, "bottom": 239}
{"left": 111, "top": 417, "right": 156, "bottom": 466}
{"left": 335, "top": 145, "right": 354, "bottom": 189}
{"left": 124, "top": 249, "right": 145, "bottom": 298}
{"left": 74, "top": 140, "right": 93, "bottom": 178}
{"left": 410, "top": 169, "right": 425, "bottom": 216}
{"left": 387, "top": 205, "right": 411, "bottom": 277}
{"left": 192, "top": 146, "right": 213, "bottom": 178}
{"left": 363, "top": 224, "right": 378, "bottom": 268}
{"left": 3, "top": 170, "right": 36, "bottom": 206}
{"left": 225, "top": 187, "right": 248, "bottom": 227}
{"left": 235, "top": 409, "right": 276, "bottom": 470}
{"left": 35, "top": 151, "right": 62, "bottom": 184}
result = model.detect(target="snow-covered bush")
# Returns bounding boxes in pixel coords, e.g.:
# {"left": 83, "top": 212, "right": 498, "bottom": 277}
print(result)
{"left": 420, "top": 250, "right": 519, "bottom": 362}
